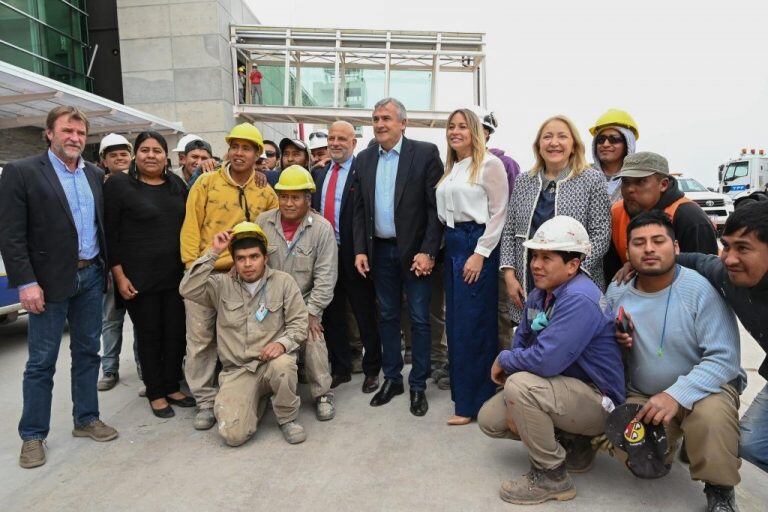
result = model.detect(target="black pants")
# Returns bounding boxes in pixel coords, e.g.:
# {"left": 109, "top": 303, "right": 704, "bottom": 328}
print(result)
{"left": 323, "top": 268, "right": 381, "bottom": 378}
{"left": 125, "top": 288, "right": 186, "bottom": 401}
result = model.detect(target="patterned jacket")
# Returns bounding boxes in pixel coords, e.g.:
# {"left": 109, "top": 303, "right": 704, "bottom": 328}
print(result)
{"left": 499, "top": 167, "right": 611, "bottom": 323}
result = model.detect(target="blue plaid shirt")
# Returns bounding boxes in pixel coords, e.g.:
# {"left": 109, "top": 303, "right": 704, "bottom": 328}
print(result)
{"left": 374, "top": 137, "right": 402, "bottom": 238}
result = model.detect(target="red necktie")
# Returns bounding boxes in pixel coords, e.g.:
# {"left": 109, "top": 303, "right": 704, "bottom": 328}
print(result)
{"left": 323, "top": 163, "right": 340, "bottom": 229}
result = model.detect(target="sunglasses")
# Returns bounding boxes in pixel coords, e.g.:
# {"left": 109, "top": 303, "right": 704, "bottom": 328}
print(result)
{"left": 264, "top": 151, "right": 276, "bottom": 157}
{"left": 596, "top": 134, "right": 625, "bottom": 145}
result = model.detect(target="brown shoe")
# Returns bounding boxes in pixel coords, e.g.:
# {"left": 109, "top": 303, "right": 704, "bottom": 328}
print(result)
{"left": 72, "top": 420, "right": 119, "bottom": 442}
{"left": 19, "top": 440, "right": 46, "bottom": 469}
{"left": 500, "top": 464, "right": 576, "bottom": 505}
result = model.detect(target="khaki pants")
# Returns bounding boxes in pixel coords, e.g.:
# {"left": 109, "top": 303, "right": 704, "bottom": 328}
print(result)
{"left": 498, "top": 271, "right": 515, "bottom": 352}
{"left": 614, "top": 386, "right": 741, "bottom": 486}
{"left": 300, "top": 331, "right": 332, "bottom": 399}
{"left": 184, "top": 299, "right": 218, "bottom": 409}
{"left": 478, "top": 372, "right": 608, "bottom": 469}
{"left": 402, "top": 262, "right": 448, "bottom": 364}
{"left": 214, "top": 354, "right": 299, "bottom": 447}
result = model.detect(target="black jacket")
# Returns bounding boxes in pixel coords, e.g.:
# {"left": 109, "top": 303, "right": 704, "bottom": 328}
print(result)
{"left": 0, "top": 152, "right": 106, "bottom": 301}
{"left": 352, "top": 136, "right": 444, "bottom": 273}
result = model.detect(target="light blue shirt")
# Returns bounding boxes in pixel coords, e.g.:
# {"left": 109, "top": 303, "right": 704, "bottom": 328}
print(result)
{"left": 374, "top": 137, "right": 402, "bottom": 238}
{"left": 48, "top": 149, "right": 99, "bottom": 260}
{"left": 320, "top": 157, "right": 352, "bottom": 244}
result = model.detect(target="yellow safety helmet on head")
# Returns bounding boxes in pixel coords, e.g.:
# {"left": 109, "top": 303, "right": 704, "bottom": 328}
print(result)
{"left": 225, "top": 123, "right": 264, "bottom": 153}
{"left": 589, "top": 109, "right": 639, "bottom": 140}
{"left": 230, "top": 221, "right": 268, "bottom": 247}
{"left": 274, "top": 165, "right": 316, "bottom": 193}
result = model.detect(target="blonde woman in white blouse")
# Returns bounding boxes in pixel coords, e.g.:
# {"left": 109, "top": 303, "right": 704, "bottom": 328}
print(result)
{"left": 436, "top": 108, "right": 509, "bottom": 425}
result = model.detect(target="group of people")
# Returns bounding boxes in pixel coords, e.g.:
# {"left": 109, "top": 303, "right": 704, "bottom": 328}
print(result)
{"left": 0, "top": 99, "right": 765, "bottom": 512}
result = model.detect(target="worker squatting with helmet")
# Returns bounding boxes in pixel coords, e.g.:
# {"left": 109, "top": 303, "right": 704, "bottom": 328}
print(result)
{"left": 179, "top": 222, "right": 309, "bottom": 446}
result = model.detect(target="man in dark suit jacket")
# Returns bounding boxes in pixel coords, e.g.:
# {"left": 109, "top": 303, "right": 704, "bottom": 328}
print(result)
{"left": 352, "top": 98, "right": 444, "bottom": 416}
{"left": 312, "top": 121, "right": 382, "bottom": 395}
{"left": 0, "top": 106, "right": 118, "bottom": 469}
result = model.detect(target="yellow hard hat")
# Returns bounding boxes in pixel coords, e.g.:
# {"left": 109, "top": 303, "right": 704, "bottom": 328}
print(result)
{"left": 230, "top": 221, "right": 268, "bottom": 247}
{"left": 225, "top": 123, "right": 264, "bottom": 152}
{"left": 589, "top": 109, "right": 640, "bottom": 140}
{"left": 274, "top": 165, "right": 316, "bottom": 193}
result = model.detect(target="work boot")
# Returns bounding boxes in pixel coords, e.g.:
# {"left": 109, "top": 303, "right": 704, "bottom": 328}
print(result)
{"left": 437, "top": 375, "right": 451, "bottom": 390}
{"left": 97, "top": 372, "right": 119, "bottom": 392}
{"left": 704, "top": 484, "right": 739, "bottom": 512}
{"left": 500, "top": 464, "right": 576, "bottom": 505}
{"left": 193, "top": 408, "right": 216, "bottom": 431}
{"left": 19, "top": 440, "right": 46, "bottom": 469}
{"left": 556, "top": 431, "right": 598, "bottom": 473}
{"left": 280, "top": 421, "right": 307, "bottom": 444}
{"left": 72, "top": 420, "right": 119, "bottom": 442}
{"left": 315, "top": 394, "right": 336, "bottom": 421}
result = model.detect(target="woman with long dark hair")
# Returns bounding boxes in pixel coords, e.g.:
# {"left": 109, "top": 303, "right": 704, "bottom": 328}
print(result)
{"left": 104, "top": 131, "right": 193, "bottom": 417}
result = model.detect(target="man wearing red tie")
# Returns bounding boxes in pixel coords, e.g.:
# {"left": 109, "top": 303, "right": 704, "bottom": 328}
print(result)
{"left": 312, "top": 121, "right": 382, "bottom": 393}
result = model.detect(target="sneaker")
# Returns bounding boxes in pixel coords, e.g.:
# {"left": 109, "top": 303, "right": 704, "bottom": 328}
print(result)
{"left": 193, "top": 408, "right": 216, "bottom": 431}
{"left": 500, "top": 464, "right": 576, "bottom": 505}
{"left": 556, "top": 431, "right": 598, "bottom": 473}
{"left": 97, "top": 372, "right": 119, "bottom": 392}
{"left": 138, "top": 385, "right": 147, "bottom": 397}
{"left": 316, "top": 394, "right": 335, "bottom": 421}
{"left": 19, "top": 440, "right": 46, "bottom": 469}
{"left": 280, "top": 421, "right": 307, "bottom": 444}
{"left": 72, "top": 420, "right": 119, "bottom": 442}
{"left": 704, "top": 484, "right": 739, "bottom": 512}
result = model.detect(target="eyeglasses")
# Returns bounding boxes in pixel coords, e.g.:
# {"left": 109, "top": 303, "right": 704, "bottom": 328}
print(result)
{"left": 264, "top": 151, "right": 276, "bottom": 157}
{"left": 595, "top": 134, "right": 625, "bottom": 145}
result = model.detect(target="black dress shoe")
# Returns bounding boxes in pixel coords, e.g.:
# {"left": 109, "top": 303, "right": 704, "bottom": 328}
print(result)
{"left": 166, "top": 395, "right": 196, "bottom": 407}
{"left": 151, "top": 404, "right": 175, "bottom": 419}
{"left": 331, "top": 374, "right": 352, "bottom": 389}
{"left": 362, "top": 375, "right": 380, "bottom": 394}
{"left": 410, "top": 390, "right": 428, "bottom": 417}
{"left": 369, "top": 379, "right": 404, "bottom": 406}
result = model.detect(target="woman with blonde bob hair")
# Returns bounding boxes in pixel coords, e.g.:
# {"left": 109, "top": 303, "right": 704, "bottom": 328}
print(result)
{"left": 499, "top": 115, "right": 611, "bottom": 324}
{"left": 436, "top": 108, "right": 509, "bottom": 425}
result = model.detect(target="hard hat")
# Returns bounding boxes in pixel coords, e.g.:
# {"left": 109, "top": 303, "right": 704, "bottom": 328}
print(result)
{"left": 230, "top": 221, "right": 268, "bottom": 247}
{"left": 225, "top": 123, "right": 264, "bottom": 152}
{"left": 589, "top": 109, "right": 640, "bottom": 140}
{"left": 308, "top": 130, "right": 329, "bottom": 150}
{"left": 523, "top": 215, "right": 592, "bottom": 256}
{"left": 274, "top": 165, "right": 316, "bottom": 192}
{"left": 99, "top": 133, "right": 132, "bottom": 155}
{"left": 605, "top": 403, "right": 670, "bottom": 479}
{"left": 172, "top": 133, "right": 203, "bottom": 153}
{"left": 466, "top": 106, "right": 498, "bottom": 134}
{"left": 238, "top": 66, "right": 245, "bottom": 72}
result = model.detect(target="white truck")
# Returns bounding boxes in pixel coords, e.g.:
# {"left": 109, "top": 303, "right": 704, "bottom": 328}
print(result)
{"left": 718, "top": 149, "right": 768, "bottom": 208}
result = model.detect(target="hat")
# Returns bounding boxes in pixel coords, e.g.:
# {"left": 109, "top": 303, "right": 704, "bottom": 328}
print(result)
{"left": 605, "top": 403, "right": 670, "bottom": 479}
{"left": 617, "top": 151, "right": 670, "bottom": 179}
{"left": 279, "top": 137, "right": 307, "bottom": 153}
{"left": 308, "top": 130, "right": 329, "bottom": 150}
{"left": 173, "top": 134, "right": 203, "bottom": 153}
{"left": 184, "top": 139, "right": 213, "bottom": 156}
{"left": 523, "top": 215, "right": 592, "bottom": 256}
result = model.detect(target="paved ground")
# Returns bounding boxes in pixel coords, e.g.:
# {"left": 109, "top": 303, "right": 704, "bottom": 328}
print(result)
{"left": 0, "top": 316, "right": 766, "bottom": 512}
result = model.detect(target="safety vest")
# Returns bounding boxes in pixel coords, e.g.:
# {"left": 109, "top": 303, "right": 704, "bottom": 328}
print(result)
{"left": 611, "top": 197, "right": 692, "bottom": 263}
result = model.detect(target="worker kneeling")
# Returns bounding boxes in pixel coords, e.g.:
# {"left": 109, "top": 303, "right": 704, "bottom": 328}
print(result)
{"left": 478, "top": 216, "right": 625, "bottom": 505}
{"left": 180, "top": 222, "right": 309, "bottom": 446}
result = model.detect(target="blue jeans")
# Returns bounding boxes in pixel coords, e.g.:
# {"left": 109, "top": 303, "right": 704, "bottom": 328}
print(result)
{"left": 372, "top": 240, "right": 431, "bottom": 391}
{"left": 101, "top": 281, "right": 140, "bottom": 377}
{"left": 19, "top": 263, "right": 104, "bottom": 440}
{"left": 741, "top": 383, "right": 768, "bottom": 472}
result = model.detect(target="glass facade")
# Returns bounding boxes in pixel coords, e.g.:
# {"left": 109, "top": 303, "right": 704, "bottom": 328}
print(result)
{"left": 0, "top": 0, "right": 91, "bottom": 90}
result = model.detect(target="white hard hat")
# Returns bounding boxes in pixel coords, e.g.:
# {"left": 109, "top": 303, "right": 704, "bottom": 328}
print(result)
{"left": 172, "top": 133, "right": 203, "bottom": 153}
{"left": 308, "top": 130, "right": 328, "bottom": 150}
{"left": 99, "top": 133, "right": 132, "bottom": 155}
{"left": 466, "top": 106, "right": 498, "bottom": 134}
{"left": 523, "top": 216, "right": 592, "bottom": 256}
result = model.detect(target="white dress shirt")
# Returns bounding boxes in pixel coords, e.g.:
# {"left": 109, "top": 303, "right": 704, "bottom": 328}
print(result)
{"left": 436, "top": 152, "right": 509, "bottom": 257}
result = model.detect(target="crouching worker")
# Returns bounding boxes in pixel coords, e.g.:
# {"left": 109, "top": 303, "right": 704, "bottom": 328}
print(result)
{"left": 179, "top": 222, "right": 309, "bottom": 446}
{"left": 478, "top": 216, "right": 625, "bottom": 505}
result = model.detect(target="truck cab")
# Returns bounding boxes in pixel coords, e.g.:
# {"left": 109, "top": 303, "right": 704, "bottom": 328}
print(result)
{"left": 719, "top": 149, "right": 768, "bottom": 207}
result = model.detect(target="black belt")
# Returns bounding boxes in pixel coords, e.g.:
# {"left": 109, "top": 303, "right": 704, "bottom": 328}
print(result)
{"left": 374, "top": 237, "right": 396, "bottom": 244}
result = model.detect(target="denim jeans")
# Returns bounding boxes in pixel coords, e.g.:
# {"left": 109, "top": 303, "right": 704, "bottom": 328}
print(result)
{"left": 741, "top": 383, "right": 768, "bottom": 472}
{"left": 101, "top": 279, "right": 141, "bottom": 378}
{"left": 372, "top": 240, "right": 431, "bottom": 391}
{"left": 19, "top": 263, "right": 104, "bottom": 440}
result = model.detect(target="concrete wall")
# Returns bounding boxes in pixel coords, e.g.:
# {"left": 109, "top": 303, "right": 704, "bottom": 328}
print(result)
{"left": 0, "top": 127, "right": 47, "bottom": 164}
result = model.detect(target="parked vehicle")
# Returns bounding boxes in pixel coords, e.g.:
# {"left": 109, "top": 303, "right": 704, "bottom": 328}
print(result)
{"left": 677, "top": 176, "right": 734, "bottom": 234}
{"left": 718, "top": 148, "right": 768, "bottom": 208}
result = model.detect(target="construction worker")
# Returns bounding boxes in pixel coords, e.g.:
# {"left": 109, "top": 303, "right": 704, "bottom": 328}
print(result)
{"left": 180, "top": 123, "right": 279, "bottom": 431}
{"left": 589, "top": 109, "right": 639, "bottom": 203}
{"left": 98, "top": 133, "right": 133, "bottom": 177}
{"left": 256, "top": 165, "right": 338, "bottom": 420}
{"left": 179, "top": 223, "right": 309, "bottom": 446}
{"left": 308, "top": 130, "right": 331, "bottom": 171}
{"left": 478, "top": 216, "right": 625, "bottom": 505}
{"left": 171, "top": 133, "right": 203, "bottom": 179}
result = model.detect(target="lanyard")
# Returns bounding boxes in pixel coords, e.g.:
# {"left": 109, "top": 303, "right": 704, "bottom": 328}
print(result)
{"left": 655, "top": 266, "right": 680, "bottom": 358}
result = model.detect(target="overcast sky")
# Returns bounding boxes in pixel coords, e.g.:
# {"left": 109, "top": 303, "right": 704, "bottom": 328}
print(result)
{"left": 248, "top": 1, "right": 768, "bottom": 186}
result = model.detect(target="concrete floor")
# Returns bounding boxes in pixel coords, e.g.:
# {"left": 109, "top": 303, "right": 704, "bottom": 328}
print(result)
{"left": 0, "top": 316, "right": 766, "bottom": 512}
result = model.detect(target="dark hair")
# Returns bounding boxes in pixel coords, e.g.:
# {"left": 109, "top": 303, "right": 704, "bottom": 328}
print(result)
{"left": 263, "top": 140, "right": 280, "bottom": 157}
{"left": 232, "top": 237, "right": 267, "bottom": 257}
{"left": 127, "top": 131, "right": 186, "bottom": 195}
{"left": 723, "top": 200, "right": 768, "bottom": 244}
{"left": 626, "top": 210, "right": 676, "bottom": 241}
{"left": 554, "top": 251, "right": 584, "bottom": 264}
{"left": 184, "top": 139, "right": 213, "bottom": 156}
